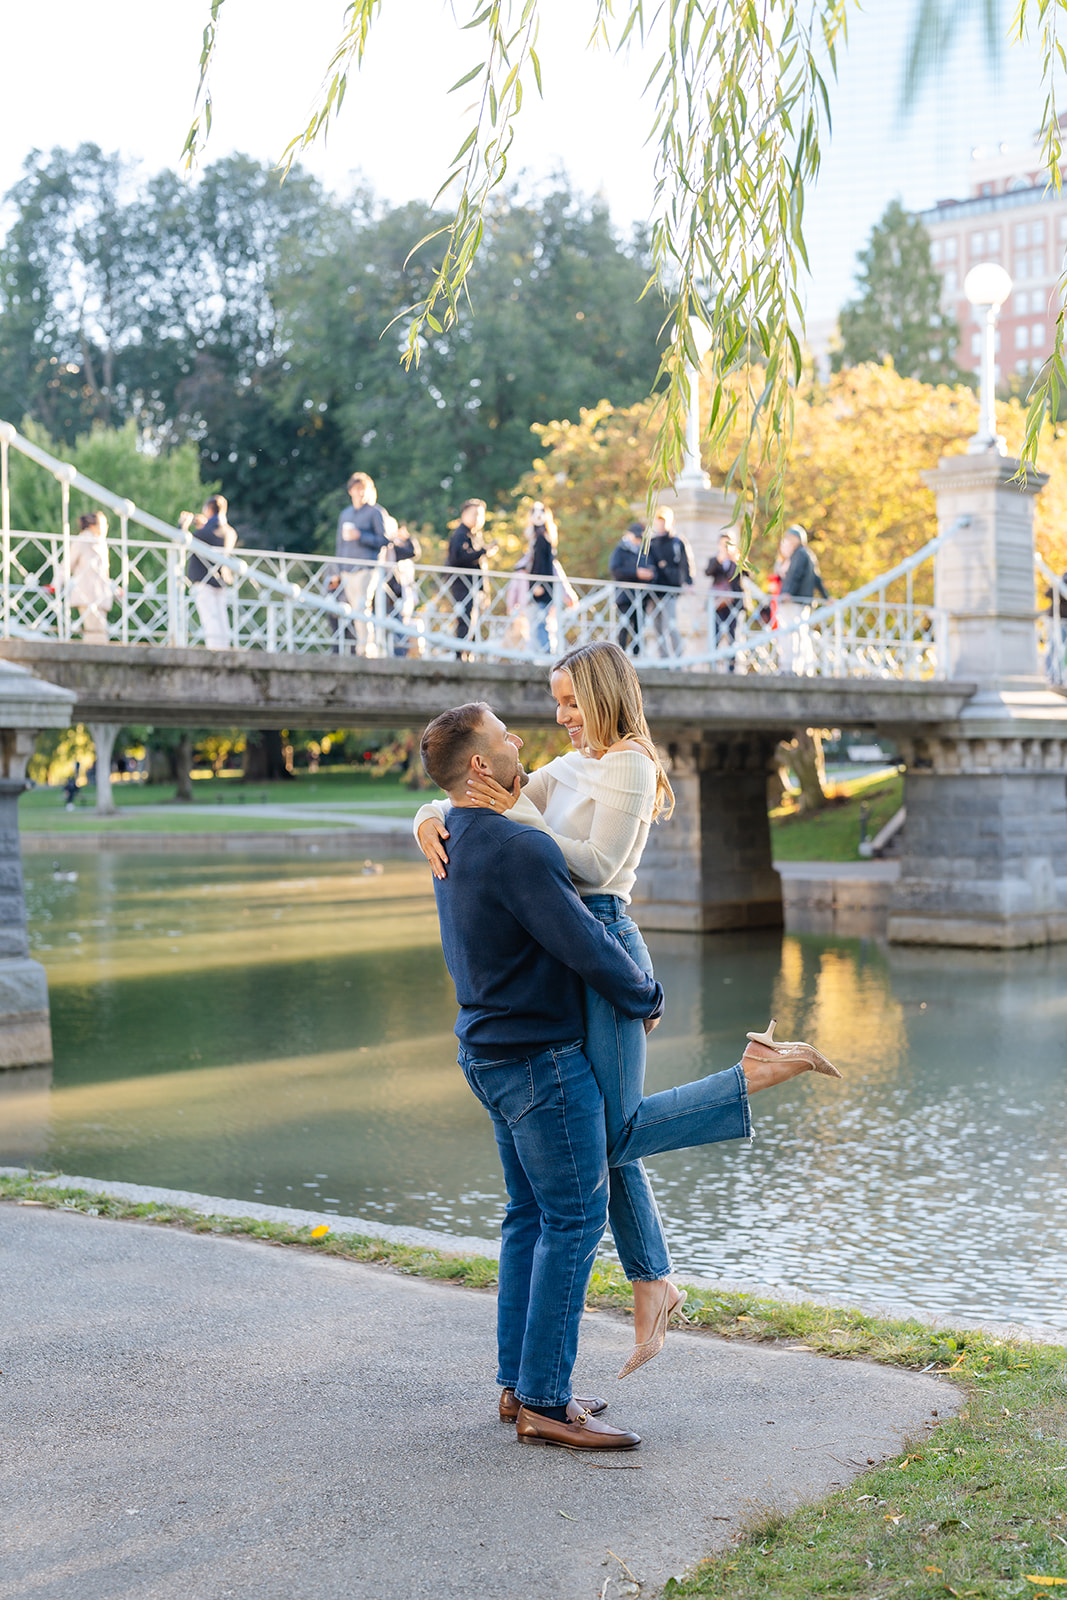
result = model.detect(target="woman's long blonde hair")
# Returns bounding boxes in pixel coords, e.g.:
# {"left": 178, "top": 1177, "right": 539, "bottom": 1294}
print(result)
{"left": 552, "top": 642, "right": 674, "bottom": 821}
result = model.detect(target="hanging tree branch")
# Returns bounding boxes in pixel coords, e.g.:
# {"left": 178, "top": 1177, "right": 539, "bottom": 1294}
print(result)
{"left": 187, "top": 1, "right": 1067, "bottom": 543}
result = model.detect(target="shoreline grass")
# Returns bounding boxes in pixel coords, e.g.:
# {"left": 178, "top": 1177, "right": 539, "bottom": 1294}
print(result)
{"left": 771, "top": 769, "right": 904, "bottom": 862}
{"left": 4, "top": 1172, "right": 1064, "bottom": 1597}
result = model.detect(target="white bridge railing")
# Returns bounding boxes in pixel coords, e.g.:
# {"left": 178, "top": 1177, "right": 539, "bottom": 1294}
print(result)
{"left": 0, "top": 417, "right": 970, "bottom": 680}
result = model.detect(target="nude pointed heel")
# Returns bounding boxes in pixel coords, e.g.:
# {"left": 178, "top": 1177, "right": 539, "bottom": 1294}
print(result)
{"left": 745, "top": 1018, "right": 842, "bottom": 1078}
{"left": 617, "top": 1283, "right": 688, "bottom": 1379}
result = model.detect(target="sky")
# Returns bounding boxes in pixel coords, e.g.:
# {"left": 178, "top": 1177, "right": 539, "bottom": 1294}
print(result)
{"left": 0, "top": 1, "right": 1049, "bottom": 326}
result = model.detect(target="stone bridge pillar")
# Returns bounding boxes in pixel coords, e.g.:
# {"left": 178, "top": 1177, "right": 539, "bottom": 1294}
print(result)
{"left": 631, "top": 732, "right": 783, "bottom": 932}
{"left": 0, "top": 662, "right": 77, "bottom": 1066}
{"left": 887, "top": 452, "right": 1067, "bottom": 947}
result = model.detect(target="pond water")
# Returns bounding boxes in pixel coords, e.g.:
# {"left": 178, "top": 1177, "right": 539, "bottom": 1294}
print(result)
{"left": 5, "top": 851, "right": 1067, "bottom": 1336}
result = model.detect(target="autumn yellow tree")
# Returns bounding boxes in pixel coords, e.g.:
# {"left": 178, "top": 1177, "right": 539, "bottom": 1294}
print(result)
{"left": 510, "top": 366, "right": 1067, "bottom": 595}
{"left": 510, "top": 400, "right": 657, "bottom": 578}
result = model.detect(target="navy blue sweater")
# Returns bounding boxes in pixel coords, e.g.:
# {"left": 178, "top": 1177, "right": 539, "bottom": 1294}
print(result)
{"left": 433, "top": 807, "right": 664, "bottom": 1052}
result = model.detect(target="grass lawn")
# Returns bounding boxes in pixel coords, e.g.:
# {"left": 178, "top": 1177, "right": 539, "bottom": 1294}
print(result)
{"left": 20, "top": 767, "right": 430, "bottom": 831}
{"left": 4, "top": 1172, "right": 1064, "bottom": 1598}
{"left": 771, "top": 769, "right": 904, "bottom": 862}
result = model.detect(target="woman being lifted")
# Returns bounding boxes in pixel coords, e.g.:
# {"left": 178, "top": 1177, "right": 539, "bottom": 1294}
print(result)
{"left": 415, "top": 641, "right": 839, "bottom": 1377}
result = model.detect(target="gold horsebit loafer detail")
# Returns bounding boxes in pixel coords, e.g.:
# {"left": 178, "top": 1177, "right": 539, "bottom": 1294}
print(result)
{"left": 499, "top": 1387, "right": 607, "bottom": 1423}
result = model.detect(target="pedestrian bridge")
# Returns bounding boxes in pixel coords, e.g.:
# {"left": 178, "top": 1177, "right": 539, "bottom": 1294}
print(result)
{"left": 3, "top": 420, "right": 1067, "bottom": 965}
{"left": 5, "top": 417, "right": 1061, "bottom": 693}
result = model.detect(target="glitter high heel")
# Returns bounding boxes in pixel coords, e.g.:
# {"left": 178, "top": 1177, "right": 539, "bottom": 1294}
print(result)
{"left": 617, "top": 1281, "right": 688, "bottom": 1379}
{"left": 745, "top": 1019, "right": 842, "bottom": 1078}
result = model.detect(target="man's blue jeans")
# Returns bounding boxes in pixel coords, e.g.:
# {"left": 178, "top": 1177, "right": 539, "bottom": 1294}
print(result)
{"left": 459, "top": 1040, "right": 608, "bottom": 1409}
{"left": 459, "top": 1028, "right": 750, "bottom": 1409}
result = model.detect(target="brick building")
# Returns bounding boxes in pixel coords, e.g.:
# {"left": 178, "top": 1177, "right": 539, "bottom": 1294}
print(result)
{"left": 920, "top": 134, "right": 1066, "bottom": 385}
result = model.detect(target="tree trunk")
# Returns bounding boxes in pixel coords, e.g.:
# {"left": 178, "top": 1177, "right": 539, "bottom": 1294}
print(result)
{"left": 174, "top": 734, "right": 194, "bottom": 802}
{"left": 789, "top": 729, "right": 828, "bottom": 813}
{"left": 242, "top": 730, "right": 293, "bottom": 782}
{"left": 146, "top": 746, "right": 172, "bottom": 785}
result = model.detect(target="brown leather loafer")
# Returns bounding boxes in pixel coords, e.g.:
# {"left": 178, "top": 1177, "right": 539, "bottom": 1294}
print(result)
{"left": 515, "top": 1402, "right": 640, "bottom": 1450}
{"left": 499, "top": 1388, "right": 607, "bottom": 1424}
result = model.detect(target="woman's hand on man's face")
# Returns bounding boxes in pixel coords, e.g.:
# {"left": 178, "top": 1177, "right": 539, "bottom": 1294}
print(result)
{"left": 417, "top": 818, "right": 450, "bottom": 879}
{"left": 466, "top": 771, "right": 520, "bottom": 812}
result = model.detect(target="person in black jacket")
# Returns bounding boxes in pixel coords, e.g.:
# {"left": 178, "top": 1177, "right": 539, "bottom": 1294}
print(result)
{"left": 609, "top": 522, "right": 654, "bottom": 655}
{"left": 777, "top": 524, "right": 828, "bottom": 675}
{"left": 646, "top": 509, "right": 694, "bottom": 659}
{"left": 706, "top": 531, "right": 744, "bottom": 670}
{"left": 182, "top": 495, "right": 236, "bottom": 650}
{"left": 446, "top": 499, "right": 494, "bottom": 659}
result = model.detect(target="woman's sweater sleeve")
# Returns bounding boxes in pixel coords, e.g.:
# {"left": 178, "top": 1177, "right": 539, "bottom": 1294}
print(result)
{"left": 412, "top": 797, "right": 450, "bottom": 838}
{"left": 537, "top": 795, "right": 646, "bottom": 886}
{"left": 413, "top": 765, "right": 555, "bottom": 841}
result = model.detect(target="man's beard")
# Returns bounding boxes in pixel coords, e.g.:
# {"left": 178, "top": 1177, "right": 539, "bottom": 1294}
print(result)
{"left": 491, "top": 753, "right": 528, "bottom": 790}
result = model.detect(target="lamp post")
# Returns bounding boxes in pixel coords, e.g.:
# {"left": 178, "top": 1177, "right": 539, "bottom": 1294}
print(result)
{"left": 676, "top": 319, "right": 714, "bottom": 488}
{"left": 964, "top": 261, "right": 1013, "bottom": 456}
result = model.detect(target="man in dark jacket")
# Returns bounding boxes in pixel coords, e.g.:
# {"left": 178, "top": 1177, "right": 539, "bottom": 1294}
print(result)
{"left": 646, "top": 509, "right": 694, "bottom": 659}
{"left": 446, "top": 498, "right": 493, "bottom": 659}
{"left": 328, "top": 472, "right": 391, "bottom": 656}
{"left": 777, "top": 524, "right": 828, "bottom": 674}
{"left": 183, "top": 495, "right": 236, "bottom": 650}
{"left": 609, "top": 521, "right": 654, "bottom": 655}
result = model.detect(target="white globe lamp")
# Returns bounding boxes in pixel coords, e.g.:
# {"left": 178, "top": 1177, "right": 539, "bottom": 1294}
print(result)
{"left": 964, "top": 262, "right": 1013, "bottom": 455}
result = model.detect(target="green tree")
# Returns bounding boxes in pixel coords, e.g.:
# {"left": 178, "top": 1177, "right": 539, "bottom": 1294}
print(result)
{"left": 6, "top": 418, "right": 215, "bottom": 536}
{"left": 279, "top": 181, "right": 663, "bottom": 546}
{"left": 189, "top": 0, "right": 1067, "bottom": 535}
{"left": 834, "top": 201, "right": 968, "bottom": 386}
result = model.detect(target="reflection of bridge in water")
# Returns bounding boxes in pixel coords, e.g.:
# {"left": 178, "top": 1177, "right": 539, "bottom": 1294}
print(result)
{"left": 3, "top": 420, "right": 1067, "bottom": 1068}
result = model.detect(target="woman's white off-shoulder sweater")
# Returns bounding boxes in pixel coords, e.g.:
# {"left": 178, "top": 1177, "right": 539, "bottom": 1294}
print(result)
{"left": 412, "top": 749, "right": 656, "bottom": 902}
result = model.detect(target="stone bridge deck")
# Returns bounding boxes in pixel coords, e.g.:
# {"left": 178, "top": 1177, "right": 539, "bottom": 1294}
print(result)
{"left": 0, "top": 640, "right": 977, "bottom": 733}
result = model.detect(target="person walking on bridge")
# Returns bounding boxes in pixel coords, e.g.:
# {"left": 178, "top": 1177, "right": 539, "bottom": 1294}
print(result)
{"left": 646, "top": 509, "right": 694, "bottom": 660}
{"left": 446, "top": 498, "right": 494, "bottom": 660}
{"left": 183, "top": 496, "right": 236, "bottom": 651}
{"left": 67, "top": 511, "right": 115, "bottom": 645}
{"left": 329, "top": 472, "right": 391, "bottom": 657}
{"left": 777, "top": 524, "right": 828, "bottom": 675}
{"left": 609, "top": 522, "right": 654, "bottom": 656}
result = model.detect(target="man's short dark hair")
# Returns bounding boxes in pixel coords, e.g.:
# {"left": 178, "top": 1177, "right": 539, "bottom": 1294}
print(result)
{"left": 420, "top": 702, "right": 490, "bottom": 792}
{"left": 205, "top": 495, "right": 227, "bottom": 517}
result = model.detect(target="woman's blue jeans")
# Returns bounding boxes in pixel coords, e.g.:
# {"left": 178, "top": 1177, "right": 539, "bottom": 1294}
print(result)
{"left": 459, "top": 1027, "right": 750, "bottom": 1408}
{"left": 582, "top": 894, "right": 747, "bottom": 1283}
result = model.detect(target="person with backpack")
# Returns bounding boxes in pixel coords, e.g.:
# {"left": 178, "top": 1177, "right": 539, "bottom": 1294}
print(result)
{"left": 646, "top": 508, "right": 694, "bottom": 659}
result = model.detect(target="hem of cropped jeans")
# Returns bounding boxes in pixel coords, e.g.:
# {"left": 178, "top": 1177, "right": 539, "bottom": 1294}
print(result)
{"left": 733, "top": 1059, "right": 753, "bottom": 1140}
{"left": 498, "top": 1377, "right": 519, "bottom": 1391}
{"left": 627, "top": 1270, "right": 673, "bottom": 1283}
{"left": 515, "top": 1391, "right": 571, "bottom": 1409}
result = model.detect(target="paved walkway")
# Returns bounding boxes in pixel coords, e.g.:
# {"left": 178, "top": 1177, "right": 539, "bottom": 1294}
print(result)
{"left": 1, "top": 1203, "right": 955, "bottom": 1600}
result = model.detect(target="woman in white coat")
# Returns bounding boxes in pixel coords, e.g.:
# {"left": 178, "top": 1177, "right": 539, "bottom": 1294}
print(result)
{"left": 67, "top": 512, "right": 114, "bottom": 644}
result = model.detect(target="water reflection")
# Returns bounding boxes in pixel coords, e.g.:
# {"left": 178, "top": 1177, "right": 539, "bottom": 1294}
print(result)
{"left": 7, "top": 853, "right": 1067, "bottom": 1333}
